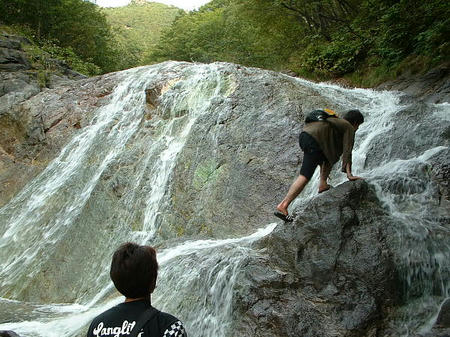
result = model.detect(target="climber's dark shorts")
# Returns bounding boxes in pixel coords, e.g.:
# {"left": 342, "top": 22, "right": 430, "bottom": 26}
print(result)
{"left": 298, "top": 132, "right": 328, "bottom": 180}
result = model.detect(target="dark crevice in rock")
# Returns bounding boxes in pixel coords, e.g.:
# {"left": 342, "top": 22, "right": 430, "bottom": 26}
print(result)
{"left": 44, "top": 117, "right": 63, "bottom": 133}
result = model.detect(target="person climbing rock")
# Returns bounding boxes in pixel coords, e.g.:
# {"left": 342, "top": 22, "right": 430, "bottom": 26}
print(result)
{"left": 274, "top": 109, "right": 364, "bottom": 222}
{"left": 86, "top": 243, "right": 187, "bottom": 337}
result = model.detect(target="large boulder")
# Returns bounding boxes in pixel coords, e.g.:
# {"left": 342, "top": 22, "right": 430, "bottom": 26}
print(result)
{"left": 231, "top": 180, "right": 400, "bottom": 337}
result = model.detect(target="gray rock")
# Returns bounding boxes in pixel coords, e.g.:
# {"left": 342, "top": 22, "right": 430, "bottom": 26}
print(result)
{"left": 0, "top": 39, "right": 22, "bottom": 50}
{"left": 231, "top": 180, "right": 399, "bottom": 337}
{"left": 0, "top": 32, "right": 88, "bottom": 199}
{"left": 0, "top": 33, "right": 32, "bottom": 46}
{"left": 430, "top": 148, "right": 450, "bottom": 203}
{"left": 0, "top": 72, "right": 119, "bottom": 207}
{"left": 0, "top": 331, "right": 21, "bottom": 337}
{"left": 437, "top": 298, "right": 450, "bottom": 328}
{"left": 377, "top": 64, "right": 450, "bottom": 104}
{"left": 0, "top": 72, "right": 41, "bottom": 115}
{"left": 0, "top": 33, "right": 85, "bottom": 106}
{"left": 0, "top": 47, "right": 31, "bottom": 71}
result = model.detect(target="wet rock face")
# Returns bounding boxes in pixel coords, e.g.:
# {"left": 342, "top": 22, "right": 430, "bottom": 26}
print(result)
{"left": 0, "top": 62, "right": 348, "bottom": 304}
{"left": 165, "top": 66, "right": 336, "bottom": 238}
{"left": 431, "top": 148, "right": 450, "bottom": 201}
{"left": 231, "top": 180, "right": 400, "bottom": 337}
{"left": 0, "top": 60, "right": 448, "bottom": 323}
{"left": 428, "top": 148, "right": 450, "bottom": 229}
{"left": 0, "top": 71, "right": 120, "bottom": 207}
{"left": 366, "top": 65, "right": 450, "bottom": 169}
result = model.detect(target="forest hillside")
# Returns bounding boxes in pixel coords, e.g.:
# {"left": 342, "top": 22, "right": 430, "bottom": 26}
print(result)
{"left": 0, "top": 0, "right": 448, "bottom": 85}
{"left": 149, "top": 0, "right": 449, "bottom": 86}
{"left": 103, "top": 1, "right": 182, "bottom": 69}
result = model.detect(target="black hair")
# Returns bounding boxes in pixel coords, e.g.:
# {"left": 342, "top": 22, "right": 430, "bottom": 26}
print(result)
{"left": 343, "top": 109, "right": 364, "bottom": 125}
{"left": 110, "top": 242, "right": 158, "bottom": 299}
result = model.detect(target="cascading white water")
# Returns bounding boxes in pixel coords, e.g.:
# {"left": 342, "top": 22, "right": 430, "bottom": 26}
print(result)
{"left": 0, "top": 65, "right": 154, "bottom": 295}
{"left": 0, "top": 63, "right": 448, "bottom": 337}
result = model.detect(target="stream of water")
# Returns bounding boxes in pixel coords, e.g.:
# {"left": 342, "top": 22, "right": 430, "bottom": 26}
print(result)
{"left": 0, "top": 63, "right": 448, "bottom": 336}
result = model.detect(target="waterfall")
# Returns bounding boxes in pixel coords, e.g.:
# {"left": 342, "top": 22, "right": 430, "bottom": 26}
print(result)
{"left": 0, "top": 65, "right": 154, "bottom": 297}
{"left": 0, "top": 62, "right": 448, "bottom": 337}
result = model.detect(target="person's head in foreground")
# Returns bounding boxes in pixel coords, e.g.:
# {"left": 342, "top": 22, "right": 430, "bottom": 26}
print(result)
{"left": 110, "top": 242, "right": 158, "bottom": 300}
{"left": 87, "top": 242, "right": 187, "bottom": 337}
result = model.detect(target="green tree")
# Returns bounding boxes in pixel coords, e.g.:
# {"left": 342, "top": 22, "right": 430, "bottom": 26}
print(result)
{"left": 0, "top": 0, "right": 120, "bottom": 73}
{"left": 151, "top": 0, "right": 302, "bottom": 70}
{"left": 370, "top": 0, "right": 450, "bottom": 64}
{"left": 103, "top": 2, "right": 182, "bottom": 69}
{"left": 274, "top": 0, "right": 360, "bottom": 41}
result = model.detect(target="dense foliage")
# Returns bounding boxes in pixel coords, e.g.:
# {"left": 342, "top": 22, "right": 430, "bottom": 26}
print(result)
{"left": 0, "top": 0, "right": 447, "bottom": 84}
{"left": 151, "top": 0, "right": 450, "bottom": 85}
{"left": 151, "top": 0, "right": 304, "bottom": 70}
{"left": 103, "top": 2, "right": 181, "bottom": 69}
{"left": 0, "top": 0, "right": 119, "bottom": 74}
